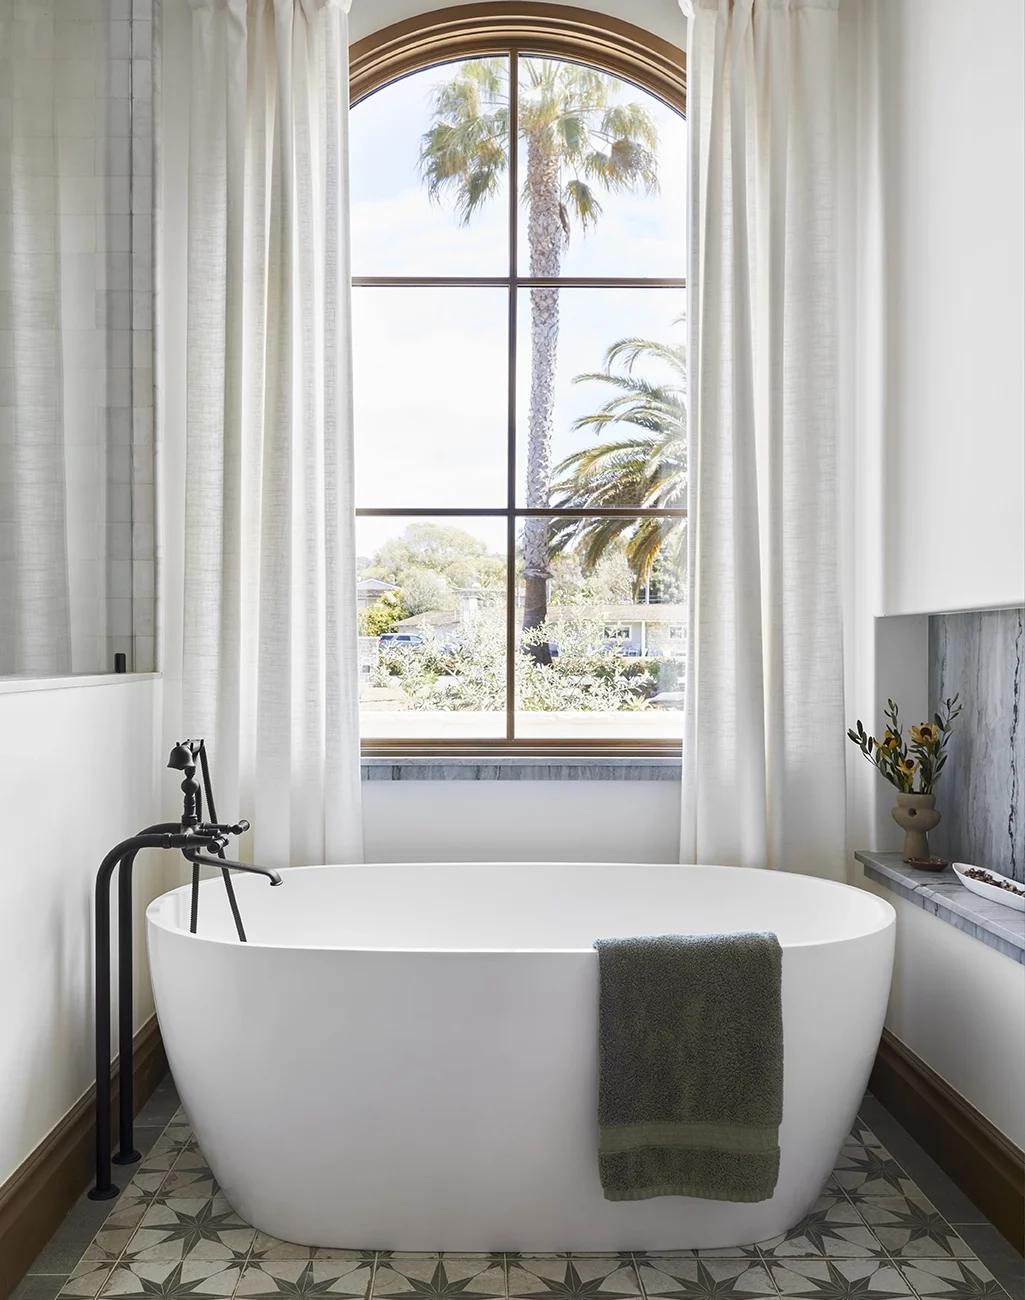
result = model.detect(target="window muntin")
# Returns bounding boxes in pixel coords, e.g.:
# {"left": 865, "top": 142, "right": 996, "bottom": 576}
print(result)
{"left": 351, "top": 47, "right": 686, "bottom": 751}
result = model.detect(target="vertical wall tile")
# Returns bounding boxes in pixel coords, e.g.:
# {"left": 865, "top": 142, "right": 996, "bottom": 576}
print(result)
{"left": 929, "top": 608, "right": 1025, "bottom": 882}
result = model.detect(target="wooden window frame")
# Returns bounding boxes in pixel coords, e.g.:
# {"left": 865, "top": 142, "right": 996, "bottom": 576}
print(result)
{"left": 351, "top": 4, "right": 687, "bottom": 758}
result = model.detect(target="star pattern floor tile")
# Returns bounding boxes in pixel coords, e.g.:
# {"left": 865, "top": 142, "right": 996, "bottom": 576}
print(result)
{"left": 10, "top": 1099, "right": 1015, "bottom": 1300}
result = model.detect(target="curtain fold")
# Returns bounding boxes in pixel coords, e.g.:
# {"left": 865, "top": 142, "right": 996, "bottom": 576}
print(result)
{"left": 183, "top": 0, "right": 362, "bottom": 867}
{"left": 680, "top": 0, "right": 846, "bottom": 878}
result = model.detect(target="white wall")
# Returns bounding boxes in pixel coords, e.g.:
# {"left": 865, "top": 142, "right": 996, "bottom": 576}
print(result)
{"left": 364, "top": 780, "right": 681, "bottom": 864}
{"left": 0, "top": 676, "right": 170, "bottom": 1187}
{"left": 348, "top": 0, "right": 685, "bottom": 48}
{"left": 839, "top": 0, "right": 1025, "bottom": 1148}
{"left": 875, "top": 0, "right": 1024, "bottom": 616}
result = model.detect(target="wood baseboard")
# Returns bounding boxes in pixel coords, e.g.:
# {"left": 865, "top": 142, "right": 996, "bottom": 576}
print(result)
{"left": 0, "top": 1017, "right": 167, "bottom": 1300}
{"left": 870, "top": 1028, "right": 1025, "bottom": 1253}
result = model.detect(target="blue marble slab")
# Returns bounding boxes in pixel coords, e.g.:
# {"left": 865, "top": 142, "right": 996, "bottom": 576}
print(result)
{"left": 361, "top": 757, "right": 682, "bottom": 781}
{"left": 929, "top": 607, "right": 1024, "bottom": 882}
{"left": 855, "top": 850, "right": 1025, "bottom": 966}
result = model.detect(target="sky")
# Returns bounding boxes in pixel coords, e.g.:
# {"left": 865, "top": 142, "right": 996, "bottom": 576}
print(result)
{"left": 348, "top": 60, "right": 687, "bottom": 560}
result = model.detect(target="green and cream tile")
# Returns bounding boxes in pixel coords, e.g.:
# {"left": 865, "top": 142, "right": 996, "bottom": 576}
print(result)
{"left": 96, "top": 1259, "right": 243, "bottom": 1298}
{"left": 756, "top": 1195, "right": 885, "bottom": 1259}
{"left": 766, "top": 1259, "right": 913, "bottom": 1299}
{"left": 507, "top": 1256, "right": 642, "bottom": 1300}
{"left": 896, "top": 1258, "right": 1013, "bottom": 1299}
{"left": 637, "top": 1255, "right": 777, "bottom": 1299}
{"left": 120, "top": 1194, "right": 255, "bottom": 1263}
{"left": 372, "top": 1255, "right": 506, "bottom": 1300}
{"left": 234, "top": 1258, "right": 374, "bottom": 1300}
{"left": 853, "top": 1195, "right": 974, "bottom": 1259}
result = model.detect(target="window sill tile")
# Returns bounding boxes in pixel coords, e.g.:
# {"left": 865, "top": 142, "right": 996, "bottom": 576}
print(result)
{"left": 361, "top": 756, "right": 682, "bottom": 782}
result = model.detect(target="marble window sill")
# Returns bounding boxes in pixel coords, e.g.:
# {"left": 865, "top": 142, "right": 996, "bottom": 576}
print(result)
{"left": 855, "top": 850, "right": 1025, "bottom": 966}
{"left": 361, "top": 757, "right": 682, "bottom": 781}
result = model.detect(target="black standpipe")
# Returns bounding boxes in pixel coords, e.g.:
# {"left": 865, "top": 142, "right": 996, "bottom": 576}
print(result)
{"left": 89, "top": 742, "right": 281, "bottom": 1201}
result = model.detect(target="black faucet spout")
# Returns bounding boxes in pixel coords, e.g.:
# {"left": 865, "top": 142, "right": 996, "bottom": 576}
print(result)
{"left": 185, "top": 849, "right": 283, "bottom": 887}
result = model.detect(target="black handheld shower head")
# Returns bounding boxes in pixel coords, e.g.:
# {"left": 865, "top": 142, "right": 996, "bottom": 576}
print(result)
{"left": 167, "top": 742, "right": 195, "bottom": 772}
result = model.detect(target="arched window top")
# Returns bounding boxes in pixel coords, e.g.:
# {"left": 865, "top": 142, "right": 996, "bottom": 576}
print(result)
{"left": 350, "top": 3, "right": 686, "bottom": 113}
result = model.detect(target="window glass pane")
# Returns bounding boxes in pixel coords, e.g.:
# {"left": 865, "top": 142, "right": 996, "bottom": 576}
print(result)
{"left": 514, "top": 516, "right": 686, "bottom": 742}
{"left": 353, "top": 288, "right": 509, "bottom": 509}
{"left": 351, "top": 60, "right": 510, "bottom": 277}
{"left": 516, "top": 58, "right": 685, "bottom": 279}
{"left": 516, "top": 287, "right": 686, "bottom": 509}
{"left": 357, "top": 517, "right": 508, "bottom": 741}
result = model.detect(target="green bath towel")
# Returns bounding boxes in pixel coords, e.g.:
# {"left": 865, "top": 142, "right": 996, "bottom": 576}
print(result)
{"left": 594, "top": 931, "right": 784, "bottom": 1204}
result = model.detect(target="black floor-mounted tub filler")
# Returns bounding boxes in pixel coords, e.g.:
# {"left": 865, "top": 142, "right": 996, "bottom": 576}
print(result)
{"left": 89, "top": 740, "right": 282, "bottom": 1201}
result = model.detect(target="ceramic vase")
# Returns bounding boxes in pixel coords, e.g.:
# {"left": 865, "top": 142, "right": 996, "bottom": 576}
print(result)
{"left": 891, "top": 792, "right": 941, "bottom": 863}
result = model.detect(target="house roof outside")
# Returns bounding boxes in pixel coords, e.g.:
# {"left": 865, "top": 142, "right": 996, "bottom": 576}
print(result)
{"left": 358, "top": 577, "right": 400, "bottom": 594}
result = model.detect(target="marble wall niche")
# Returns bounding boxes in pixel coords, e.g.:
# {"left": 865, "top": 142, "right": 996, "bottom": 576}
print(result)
{"left": 929, "top": 607, "right": 1024, "bottom": 882}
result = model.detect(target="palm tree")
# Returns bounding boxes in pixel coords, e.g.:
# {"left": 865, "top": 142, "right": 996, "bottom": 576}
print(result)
{"left": 549, "top": 334, "right": 686, "bottom": 595}
{"left": 419, "top": 58, "right": 659, "bottom": 661}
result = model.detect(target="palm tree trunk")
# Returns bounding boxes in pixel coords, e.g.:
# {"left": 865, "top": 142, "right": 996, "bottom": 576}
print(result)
{"left": 522, "top": 131, "right": 563, "bottom": 665}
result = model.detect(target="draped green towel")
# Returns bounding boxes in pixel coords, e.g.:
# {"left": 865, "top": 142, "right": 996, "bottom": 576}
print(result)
{"left": 594, "top": 931, "right": 784, "bottom": 1203}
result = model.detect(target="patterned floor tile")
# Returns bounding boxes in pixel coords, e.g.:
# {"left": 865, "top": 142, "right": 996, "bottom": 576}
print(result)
{"left": 507, "top": 1257, "right": 641, "bottom": 1300}
{"left": 236, "top": 1259, "right": 374, "bottom": 1299}
{"left": 637, "top": 1255, "right": 777, "bottom": 1298}
{"left": 97, "top": 1260, "right": 242, "bottom": 1298}
{"left": 121, "top": 1195, "right": 255, "bottom": 1263}
{"left": 374, "top": 1256, "right": 505, "bottom": 1299}
{"left": 895, "top": 1259, "right": 1012, "bottom": 1299}
{"left": 833, "top": 1143, "right": 919, "bottom": 1201}
{"left": 139, "top": 1126, "right": 195, "bottom": 1174}
{"left": 854, "top": 1197, "right": 974, "bottom": 1259}
{"left": 756, "top": 1195, "right": 886, "bottom": 1259}
{"left": 249, "top": 1232, "right": 315, "bottom": 1262}
{"left": 767, "top": 1258, "right": 913, "bottom": 1297}
{"left": 159, "top": 1152, "right": 219, "bottom": 1200}
{"left": 58, "top": 1260, "right": 115, "bottom": 1299}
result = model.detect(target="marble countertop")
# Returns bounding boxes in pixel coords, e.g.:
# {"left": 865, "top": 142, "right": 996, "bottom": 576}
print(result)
{"left": 855, "top": 850, "right": 1025, "bottom": 966}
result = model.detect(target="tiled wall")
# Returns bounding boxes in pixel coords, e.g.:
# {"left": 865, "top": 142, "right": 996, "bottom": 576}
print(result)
{"left": 0, "top": 0, "right": 153, "bottom": 674}
{"left": 929, "top": 606, "right": 1024, "bottom": 882}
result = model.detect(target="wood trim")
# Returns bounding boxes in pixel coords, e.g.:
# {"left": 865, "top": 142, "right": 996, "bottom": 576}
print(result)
{"left": 349, "top": 3, "right": 686, "bottom": 112}
{"left": 0, "top": 1016, "right": 168, "bottom": 1300}
{"left": 870, "top": 1028, "right": 1025, "bottom": 1253}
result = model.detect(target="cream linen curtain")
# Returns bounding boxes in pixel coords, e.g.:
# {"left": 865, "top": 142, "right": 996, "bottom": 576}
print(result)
{"left": 183, "top": 0, "right": 362, "bottom": 866}
{"left": 680, "top": 0, "right": 846, "bottom": 877}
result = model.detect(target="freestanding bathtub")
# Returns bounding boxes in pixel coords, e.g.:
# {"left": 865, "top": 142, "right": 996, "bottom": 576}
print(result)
{"left": 147, "top": 862, "right": 895, "bottom": 1252}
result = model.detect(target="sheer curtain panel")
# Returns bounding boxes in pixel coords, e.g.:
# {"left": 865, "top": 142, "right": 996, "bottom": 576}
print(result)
{"left": 679, "top": 0, "right": 846, "bottom": 878}
{"left": 183, "top": 0, "right": 362, "bottom": 866}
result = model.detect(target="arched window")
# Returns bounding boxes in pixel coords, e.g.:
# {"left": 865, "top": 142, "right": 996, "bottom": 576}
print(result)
{"left": 350, "top": 6, "right": 687, "bottom": 752}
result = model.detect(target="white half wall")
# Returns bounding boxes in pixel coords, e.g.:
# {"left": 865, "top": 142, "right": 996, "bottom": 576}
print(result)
{"left": 0, "top": 677, "right": 169, "bottom": 1188}
{"left": 861, "top": 878, "right": 1025, "bottom": 1150}
{"left": 363, "top": 779, "right": 682, "bottom": 864}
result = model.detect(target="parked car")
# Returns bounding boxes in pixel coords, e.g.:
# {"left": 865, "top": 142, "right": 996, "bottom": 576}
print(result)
{"left": 379, "top": 633, "right": 425, "bottom": 648}
{"left": 648, "top": 690, "right": 685, "bottom": 709}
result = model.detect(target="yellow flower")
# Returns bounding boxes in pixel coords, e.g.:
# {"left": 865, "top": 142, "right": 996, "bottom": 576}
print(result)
{"left": 875, "top": 731, "right": 901, "bottom": 751}
{"left": 896, "top": 757, "right": 917, "bottom": 777}
{"left": 912, "top": 723, "right": 940, "bottom": 747}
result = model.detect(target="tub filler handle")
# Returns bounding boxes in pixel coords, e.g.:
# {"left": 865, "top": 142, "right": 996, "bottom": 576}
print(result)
{"left": 89, "top": 741, "right": 281, "bottom": 1203}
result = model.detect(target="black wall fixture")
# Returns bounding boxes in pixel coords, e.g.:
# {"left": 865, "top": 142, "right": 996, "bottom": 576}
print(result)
{"left": 89, "top": 741, "right": 282, "bottom": 1201}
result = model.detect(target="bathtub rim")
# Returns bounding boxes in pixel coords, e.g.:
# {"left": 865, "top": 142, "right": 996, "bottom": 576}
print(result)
{"left": 146, "top": 861, "right": 896, "bottom": 956}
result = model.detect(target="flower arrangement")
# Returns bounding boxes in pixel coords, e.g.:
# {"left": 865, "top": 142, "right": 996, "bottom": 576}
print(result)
{"left": 847, "top": 695, "right": 962, "bottom": 794}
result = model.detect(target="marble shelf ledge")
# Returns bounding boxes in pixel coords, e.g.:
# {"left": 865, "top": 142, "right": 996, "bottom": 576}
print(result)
{"left": 855, "top": 850, "right": 1025, "bottom": 966}
{"left": 361, "top": 756, "right": 681, "bottom": 781}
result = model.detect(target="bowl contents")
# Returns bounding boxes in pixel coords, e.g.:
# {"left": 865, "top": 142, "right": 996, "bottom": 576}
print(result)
{"left": 961, "top": 867, "right": 1025, "bottom": 898}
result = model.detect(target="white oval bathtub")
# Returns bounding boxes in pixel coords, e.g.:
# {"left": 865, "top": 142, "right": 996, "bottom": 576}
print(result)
{"left": 146, "top": 862, "right": 894, "bottom": 1252}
